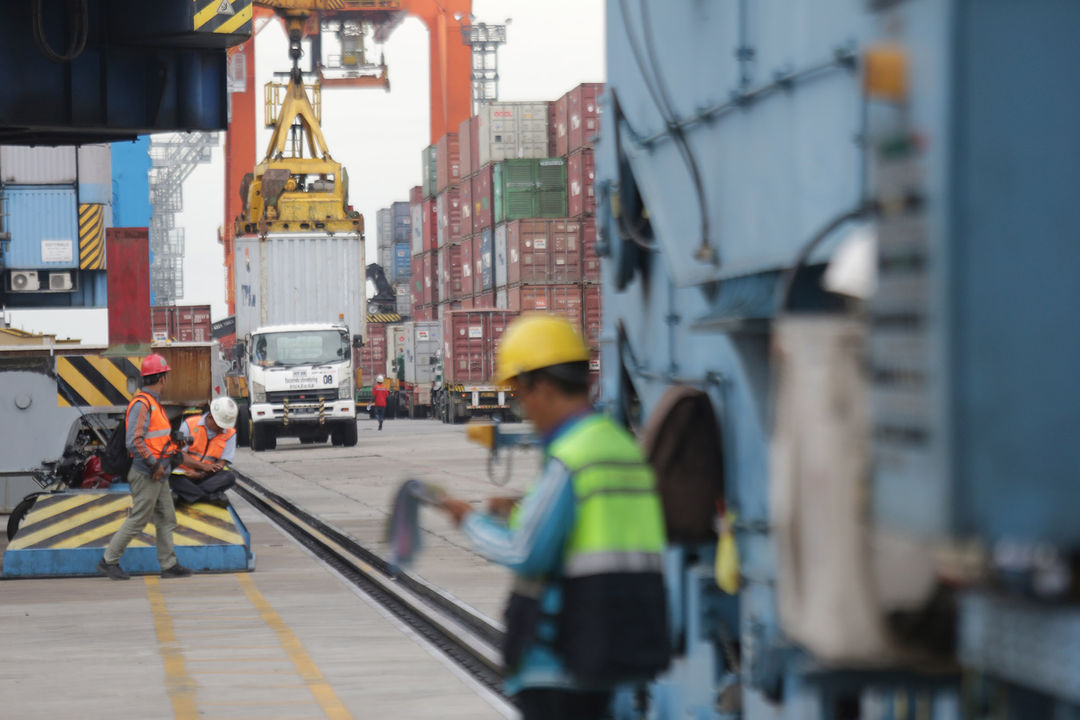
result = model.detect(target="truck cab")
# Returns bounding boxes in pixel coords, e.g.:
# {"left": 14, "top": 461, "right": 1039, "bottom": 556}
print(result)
{"left": 242, "top": 323, "right": 357, "bottom": 450}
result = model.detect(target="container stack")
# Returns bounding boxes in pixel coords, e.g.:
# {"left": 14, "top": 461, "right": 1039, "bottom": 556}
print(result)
{"left": 151, "top": 305, "right": 212, "bottom": 343}
{"left": 406, "top": 84, "right": 603, "bottom": 386}
{"left": 374, "top": 200, "right": 412, "bottom": 316}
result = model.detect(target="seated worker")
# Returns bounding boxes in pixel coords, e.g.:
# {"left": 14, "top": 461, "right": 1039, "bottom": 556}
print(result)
{"left": 169, "top": 397, "right": 239, "bottom": 507}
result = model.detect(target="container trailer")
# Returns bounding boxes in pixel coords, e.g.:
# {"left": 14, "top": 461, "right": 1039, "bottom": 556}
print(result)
{"left": 435, "top": 310, "right": 516, "bottom": 423}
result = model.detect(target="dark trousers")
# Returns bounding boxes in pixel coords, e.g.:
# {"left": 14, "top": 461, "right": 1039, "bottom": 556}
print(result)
{"left": 514, "top": 689, "right": 613, "bottom": 720}
{"left": 169, "top": 469, "right": 236, "bottom": 504}
{"left": 374, "top": 405, "right": 385, "bottom": 429}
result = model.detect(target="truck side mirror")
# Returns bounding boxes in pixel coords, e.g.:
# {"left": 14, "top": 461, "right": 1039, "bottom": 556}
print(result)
{"left": 352, "top": 334, "right": 364, "bottom": 349}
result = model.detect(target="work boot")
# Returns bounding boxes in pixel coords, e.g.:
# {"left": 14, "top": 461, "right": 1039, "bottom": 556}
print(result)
{"left": 161, "top": 563, "right": 193, "bottom": 578}
{"left": 98, "top": 559, "right": 130, "bottom": 581}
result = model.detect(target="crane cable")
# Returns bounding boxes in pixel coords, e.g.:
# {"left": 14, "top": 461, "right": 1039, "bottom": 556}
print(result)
{"left": 32, "top": 0, "right": 89, "bottom": 64}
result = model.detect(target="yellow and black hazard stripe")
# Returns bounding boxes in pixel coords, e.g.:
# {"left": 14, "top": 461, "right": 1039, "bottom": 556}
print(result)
{"left": 193, "top": 0, "right": 253, "bottom": 35}
{"left": 56, "top": 355, "right": 142, "bottom": 408}
{"left": 7, "top": 493, "right": 245, "bottom": 551}
{"left": 79, "top": 203, "right": 105, "bottom": 270}
{"left": 367, "top": 312, "right": 402, "bottom": 324}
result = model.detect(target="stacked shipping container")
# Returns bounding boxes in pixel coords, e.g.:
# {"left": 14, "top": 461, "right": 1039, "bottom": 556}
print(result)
{"left": 374, "top": 199, "right": 413, "bottom": 315}
{"left": 410, "top": 85, "right": 604, "bottom": 386}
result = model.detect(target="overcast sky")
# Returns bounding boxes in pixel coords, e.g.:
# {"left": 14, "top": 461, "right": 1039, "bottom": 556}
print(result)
{"left": 6, "top": 1, "right": 604, "bottom": 343}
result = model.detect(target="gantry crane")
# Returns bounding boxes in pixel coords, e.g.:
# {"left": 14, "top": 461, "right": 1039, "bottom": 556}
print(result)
{"left": 222, "top": 0, "right": 472, "bottom": 313}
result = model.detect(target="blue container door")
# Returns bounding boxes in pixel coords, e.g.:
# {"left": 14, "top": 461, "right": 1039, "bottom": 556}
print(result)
{"left": 393, "top": 242, "right": 411, "bottom": 283}
{"left": 2, "top": 185, "right": 79, "bottom": 269}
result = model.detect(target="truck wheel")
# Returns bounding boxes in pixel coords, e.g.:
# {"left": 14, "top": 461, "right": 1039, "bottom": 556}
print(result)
{"left": 236, "top": 406, "right": 251, "bottom": 447}
{"left": 251, "top": 423, "right": 276, "bottom": 452}
{"left": 339, "top": 420, "right": 358, "bottom": 447}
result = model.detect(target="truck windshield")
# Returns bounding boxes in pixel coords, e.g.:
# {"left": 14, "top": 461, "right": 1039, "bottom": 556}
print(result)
{"left": 251, "top": 330, "right": 349, "bottom": 367}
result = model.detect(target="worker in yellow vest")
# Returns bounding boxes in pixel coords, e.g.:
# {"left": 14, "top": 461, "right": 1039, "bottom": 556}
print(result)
{"left": 437, "top": 315, "right": 670, "bottom": 719}
{"left": 169, "top": 397, "right": 239, "bottom": 507}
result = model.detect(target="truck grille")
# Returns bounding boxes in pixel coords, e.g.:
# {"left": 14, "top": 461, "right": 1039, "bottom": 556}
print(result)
{"left": 266, "top": 389, "right": 338, "bottom": 404}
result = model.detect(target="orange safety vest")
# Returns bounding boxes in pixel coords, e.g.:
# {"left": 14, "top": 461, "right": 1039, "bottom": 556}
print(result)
{"left": 181, "top": 414, "right": 237, "bottom": 469}
{"left": 129, "top": 391, "right": 177, "bottom": 461}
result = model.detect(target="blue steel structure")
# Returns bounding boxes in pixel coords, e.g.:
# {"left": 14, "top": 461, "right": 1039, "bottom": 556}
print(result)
{"left": 596, "top": 1, "right": 1080, "bottom": 717}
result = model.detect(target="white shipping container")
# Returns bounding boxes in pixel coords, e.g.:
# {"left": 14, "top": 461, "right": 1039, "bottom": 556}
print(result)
{"left": 76, "top": 144, "right": 112, "bottom": 204}
{"left": 234, "top": 232, "right": 368, "bottom": 343}
{"left": 494, "top": 224, "right": 508, "bottom": 287}
{"left": 395, "top": 321, "right": 442, "bottom": 385}
{"left": 395, "top": 285, "right": 412, "bottom": 316}
{"left": 476, "top": 102, "right": 551, "bottom": 168}
{"left": 496, "top": 288, "right": 508, "bottom": 310}
{"left": 376, "top": 208, "right": 393, "bottom": 251}
{"left": 410, "top": 202, "right": 423, "bottom": 255}
{"left": 378, "top": 246, "right": 393, "bottom": 273}
{"left": 0, "top": 145, "right": 77, "bottom": 184}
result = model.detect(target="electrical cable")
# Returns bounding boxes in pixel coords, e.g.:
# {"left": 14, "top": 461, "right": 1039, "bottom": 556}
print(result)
{"left": 32, "top": 0, "right": 88, "bottom": 64}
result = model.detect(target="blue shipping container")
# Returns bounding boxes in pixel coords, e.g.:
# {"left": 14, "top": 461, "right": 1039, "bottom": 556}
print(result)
{"left": 2, "top": 185, "right": 79, "bottom": 269}
{"left": 110, "top": 138, "right": 152, "bottom": 227}
{"left": 391, "top": 241, "right": 411, "bottom": 283}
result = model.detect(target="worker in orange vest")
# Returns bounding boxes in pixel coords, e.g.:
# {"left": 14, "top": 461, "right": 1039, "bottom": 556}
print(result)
{"left": 169, "top": 397, "right": 239, "bottom": 507}
{"left": 372, "top": 374, "right": 389, "bottom": 430}
{"left": 99, "top": 354, "right": 192, "bottom": 581}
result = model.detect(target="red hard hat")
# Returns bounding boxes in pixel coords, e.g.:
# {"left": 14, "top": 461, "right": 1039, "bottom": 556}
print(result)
{"left": 140, "top": 354, "right": 171, "bottom": 377}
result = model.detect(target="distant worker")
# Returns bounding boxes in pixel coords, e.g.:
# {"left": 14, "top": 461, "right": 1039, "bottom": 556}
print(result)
{"left": 436, "top": 315, "right": 670, "bottom": 718}
{"left": 372, "top": 374, "right": 388, "bottom": 431}
{"left": 169, "top": 397, "right": 239, "bottom": 507}
{"left": 98, "top": 354, "right": 193, "bottom": 581}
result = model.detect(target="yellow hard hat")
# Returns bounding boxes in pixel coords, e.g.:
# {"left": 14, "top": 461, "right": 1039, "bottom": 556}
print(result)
{"left": 495, "top": 313, "right": 590, "bottom": 385}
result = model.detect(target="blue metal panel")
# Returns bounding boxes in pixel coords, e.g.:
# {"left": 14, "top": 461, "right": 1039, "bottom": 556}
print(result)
{"left": 2, "top": 186, "right": 79, "bottom": 269}
{"left": 392, "top": 241, "right": 411, "bottom": 283}
{"left": 110, "top": 138, "right": 152, "bottom": 227}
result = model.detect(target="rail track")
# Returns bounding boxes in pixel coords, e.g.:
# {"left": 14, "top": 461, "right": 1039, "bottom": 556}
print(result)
{"left": 232, "top": 472, "right": 510, "bottom": 705}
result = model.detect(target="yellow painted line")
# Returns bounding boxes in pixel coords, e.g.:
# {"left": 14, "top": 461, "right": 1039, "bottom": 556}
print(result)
{"left": 193, "top": 0, "right": 223, "bottom": 30}
{"left": 84, "top": 355, "right": 132, "bottom": 399}
{"left": 216, "top": 3, "right": 252, "bottom": 34}
{"left": 145, "top": 576, "right": 199, "bottom": 719}
{"left": 58, "top": 394, "right": 71, "bottom": 407}
{"left": 235, "top": 573, "right": 352, "bottom": 720}
{"left": 174, "top": 516, "right": 244, "bottom": 545}
{"left": 21, "top": 493, "right": 101, "bottom": 523}
{"left": 57, "top": 357, "right": 111, "bottom": 406}
{"left": 10, "top": 498, "right": 131, "bottom": 548}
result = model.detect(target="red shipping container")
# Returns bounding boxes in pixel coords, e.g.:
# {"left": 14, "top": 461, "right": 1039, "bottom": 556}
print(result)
{"left": 437, "top": 187, "right": 463, "bottom": 246}
{"left": 410, "top": 185, "right": 423, "bottom": 205}
{"left": 471, "top": 165, "right": 494, "bottom": 230}
{"left": 356, "top": 323, "right": 389, "bottom": 385}
{"left": 582, "top": 284, "right": 602, "bottom": 347}
{"left": 581, "top": 218, "right": 600, "bottom": 282}
{"left": 506, "top": 284, "right": 583, "bottom": 330}
{"left": 410, "top": 254, "right": 425, "bottom": 310}
{"left": 435, "top": 132, "right": 461, "bottom": 193}
{"left": 460, "top": 236, "right": 476, "bottom": 298}
{"left": 568, "top": 148, "right": 595, "bottom": 218}
{"left": 438, "top": 242, "right": 465, "bottom": 301}
{"left": 421, "top": 250, "right": 438, "bottom": 306}
{"left": 568, "top": 83, "right": 604, "bottom": 153}
{"left": 414, "top": 304, "right": 434, "bottom": 321}
{"left": 505, "top": 219, "right": 582, "bottom": 285}
{"left": 459, "top": 295, "right": 475, "bottom": 310}
{"left": 422, "top": 198, "right": 437, "bottom": 252}
{"left": 458, "top": 116, "right": 478, "bottom": 178}
{"left": 442, "top": 310, "right": 517, "bottom": 386}
{"left": 460, "top": 177, "right": 474, "bottom": 237}
{"left": 106, "top": 227, "right": 151, "bottom": 346}
{"left": 473, "top": 290, "right": 495, "bottom": 309}
{"left": 552, "top": 92, "right": 570, "bottom": 157}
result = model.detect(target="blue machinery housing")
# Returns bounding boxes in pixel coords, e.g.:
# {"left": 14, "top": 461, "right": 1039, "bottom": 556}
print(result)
{"left": 597, "top": 0, "right": 1080, "bottom": 717}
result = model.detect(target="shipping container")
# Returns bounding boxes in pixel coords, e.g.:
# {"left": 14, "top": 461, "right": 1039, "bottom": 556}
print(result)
{"left": 2, "top": 185, "right": 79, "bottom": 269}
{"left": 387, "top": 321, "right": 442, "bottom": 385}
{"left": 458, "top": 116, "right": 478, "bottom": 179}
{"left": 567, "top": 83, "right": 604, "bottom": 154}
{"left": 378, "top": 245, "right": 393, "bottom": 275}
{"left": 234, "top": 232, "right": 367, "bottom": 340}
{"left": 151, "top": 304, "right": 213, "bottom": 343}
{"left": 0, "top": 146, "right": 76, "bottom": 184}
{"left": 471, "top": 165, "right": 494, "bottom": 230}
{"left": 356, "top": 323, "right": 388, "bottom": 386}
{"left": 409, "top": 185, "right": 423, "bottom": 206}
{"left": 410, "top": 255, "right": 424, "bottom": 311}
{"left": 392, "top": 241, "right": 411, "bottom": 283}
{"left": 501, "top": 218, "right": 582, "bottom": 285}
{"left": 437, "top": 241, "right": 465, "bottom": 301}
{"left": 77, "top": 144, "right": 112, "bottom": 205}
{"left": 473, "top": 290, "right": 495, "bottom": 309}
{"left": 422, "top": 249, "right": 438, "bottom": 306}
{"left": 551, "top": 92, "right": 570, "bottom": 157}
{"left": 493, "top": 158, "right": 567, "bottom": 223}
{"left": 460, "top": 236, "right": 475, "bottom": 298}
{"left": 478, "top": 227, "right": 494, "bottom": 291}
{"left": 568, "top": 148, "right": 596, "bottom": 218}
{"left": 506, "top": 284, "right": 583, "bottom": 330}
{"left": 581, "top": 217, "right": 600, "bottom": 282}
{"left": 435, "top": 132, "right": 461, "bottom": 193}
{"left": 460, "top": 178, "right": 473, "bottom": 237}
{"left": 413, "top": 304, "right": 434, "bottom": 321}
{"left": 436, "top": 187, "right": 463, "bottom": 247}
{"left": 106, "top": 227, "right": 151, "bottom": 345}
{"left": 442, "top": 310, "right": 517, "bottom": 386}
{"left": 421, "top": 197, "right": 437, "bottom": 252}
{"left": 496, "top": 287, "right": 508, "bottom": 310}
{"left": 410, "top": 198, "right": 423, "bottom": 255}
{"left": 395, "top": 284, "right": 411, "bottom": 316}
{"left": 476, "top": 102, "right": 551, "bottom": 167}
{"left": 421, "top": 145, "right": 437, "bottom": 198}
{"left": 582, "top": 284, "right": 601, "bottom": 347}
{"left": 376, "top": 207, "right": 393, "bottom": 251}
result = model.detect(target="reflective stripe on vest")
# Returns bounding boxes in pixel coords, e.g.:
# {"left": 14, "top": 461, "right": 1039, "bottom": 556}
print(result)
{"left": 184, "top": 414, "right": 236, "bottom": 463}
{"left": 131, "top": 391, "right": 177, "bottom": 460}
{"left": 548, "top": 414, "right": 666, "bottom": 578}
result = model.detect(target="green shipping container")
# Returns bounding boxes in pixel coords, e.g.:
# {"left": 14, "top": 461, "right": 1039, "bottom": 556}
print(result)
{"left": 421, "top": 146, "right": 438, "bottom": 199}
{"left": 493, "top": 158, "right": 567, "bottom": 223}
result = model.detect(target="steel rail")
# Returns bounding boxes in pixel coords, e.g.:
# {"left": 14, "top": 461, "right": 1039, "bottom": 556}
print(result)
{"left": 232, "top": 472, "right": 508, "bottom": 697}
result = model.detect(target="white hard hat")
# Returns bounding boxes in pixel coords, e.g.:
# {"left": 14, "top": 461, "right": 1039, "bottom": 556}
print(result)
{"left": 376, "top": 374, "right": 385, "bottom": 383}
{"left": 210, "top": 397, "right": 239, "bottom": 429}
